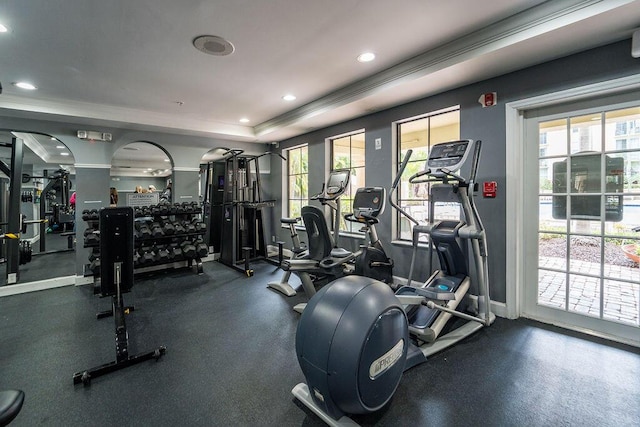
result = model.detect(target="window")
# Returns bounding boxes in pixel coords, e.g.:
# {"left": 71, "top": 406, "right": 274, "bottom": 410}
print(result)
{"left": 285, "top": 144, "right": 308, "bottom": 219}
{"left": 331, "top": 131, "right": 365, "bottom": 233}
{"left": 395, "top": 108, "right": 460, "bottom": 240}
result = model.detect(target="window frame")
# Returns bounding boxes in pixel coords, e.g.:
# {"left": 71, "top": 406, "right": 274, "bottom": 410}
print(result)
{"left": 284, "top": 143, "right": 309, "bottom": 220}
{"left": 330, "top": 129, "right": 366, "bottom": 234}
{"left": 393, "top": 106, "right": 461, "bottom": 242}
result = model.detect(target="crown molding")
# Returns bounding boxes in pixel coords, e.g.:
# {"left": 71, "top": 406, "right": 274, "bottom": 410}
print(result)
{"left": 255, "top": 0, "right": 636, "bottom": 136}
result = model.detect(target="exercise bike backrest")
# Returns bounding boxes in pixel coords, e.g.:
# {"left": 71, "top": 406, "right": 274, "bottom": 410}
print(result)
{"left": 311, "top": 169, "right": 351, "bottom": 204}
{"left": 344, "top": 187, "right": 386, "bottom": 224}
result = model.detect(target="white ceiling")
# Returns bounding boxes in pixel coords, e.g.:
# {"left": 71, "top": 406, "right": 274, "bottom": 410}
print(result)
{"left": 1, "top": 0, "right": 640, "bottom": 147}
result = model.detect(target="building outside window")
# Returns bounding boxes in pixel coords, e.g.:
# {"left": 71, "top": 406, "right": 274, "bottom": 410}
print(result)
{"left": 395, "top": 108, "right": 460, "bottom": 241}
{"left": 285, "top": 144, "right": 308, "bottom": 219}
{"left": 331, "top": 131, "right": 365, "bottom": 233}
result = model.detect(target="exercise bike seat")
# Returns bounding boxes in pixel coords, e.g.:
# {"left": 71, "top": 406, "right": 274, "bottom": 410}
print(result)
{"left": 0, "top": 390, "right": 25, "bottom": 426}
{"left": 280, "top": 217, "right": 301, "bottom": 224}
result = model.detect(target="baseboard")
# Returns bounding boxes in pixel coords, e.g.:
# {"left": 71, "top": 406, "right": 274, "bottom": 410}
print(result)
{"left": 0, "top": 275, "right": 76, "bottom": 297}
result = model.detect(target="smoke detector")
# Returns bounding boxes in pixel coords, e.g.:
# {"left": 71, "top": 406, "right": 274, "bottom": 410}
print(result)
{"left": 193, "top": 35, "right": 235, "bottom": 56}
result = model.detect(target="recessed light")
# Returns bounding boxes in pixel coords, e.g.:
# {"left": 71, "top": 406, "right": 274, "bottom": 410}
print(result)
{"left": 60, "top": 152, "right": 69, "bottom": 156}
{"left": 147, "top": 168, "right": 153, "bottom": 171}
{"left": 13, "top": 82, "right": 37, "bottom": 90}
{"left": 164, "top": 158, "right": 170, "bottom": 162}
{"left": 0, "top": 24, "right": 8, "bottom": 33}
{"left": 282, "top": 94, "right": 296, "bottom": 101}
{"left": 239, "top": 118, "right": 250, "bottom": 123}
{"left": 50, "top": 137, "right": 57, "bottom": 140}
{"left": 357, "top": 52, "right": 375, "bottom": 62}
{"left": 56, "top": 145, "right": 65, "bottom": 149}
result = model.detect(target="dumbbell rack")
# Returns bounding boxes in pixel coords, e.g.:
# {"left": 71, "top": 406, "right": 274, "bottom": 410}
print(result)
{"left": 83, "top": 202, "right": 208, "bottom": 279}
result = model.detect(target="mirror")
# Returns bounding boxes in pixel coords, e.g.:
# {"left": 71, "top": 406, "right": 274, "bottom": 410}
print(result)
{"left": 0, "top": 131, "right": 76, "bottom": 286}
{"left": 110, "top": 141, "right": 173, "bottom": 206}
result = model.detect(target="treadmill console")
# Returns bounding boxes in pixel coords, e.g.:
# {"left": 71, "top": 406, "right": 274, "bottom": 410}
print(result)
{"left": 426, "top": 140, "right": 473, "bottom": 176}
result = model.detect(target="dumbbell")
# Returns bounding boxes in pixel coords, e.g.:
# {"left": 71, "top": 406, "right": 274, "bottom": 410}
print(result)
{"left": 162, "top": 221, "right": 175, "bottom": 235}
{"left": 151, "top": 222, "right": 164, "bottom": 238}
{"left": 136, "top": 223, "right": 152, "bottom": 239}
{"left": 196, "top": 241, "right": 208, "bottom": 258}
{"left": 133, "top": 252, "right": 141, "bottom": 267}
{"left": 89, "top": 209, "right": 99, "bottom": 220}
{"left": 158, "top": 204, "right": 170, "bottom": 215}
{"left": 84, "top": 228, "right": 96, "bottom": 237}
{"left": 139, "top": 247, "right": 155, "bottom": 265}
{"left": 90, "top": 259, "right": 101, "bottom": 274}
{"left": 181, "top": 240, "right": 197, "bottom": 259}
{"left": 184, "top": 221, "right": 196, "bottom": 234}
{"left": 88, "top": 249, "right": 100, "bottom": 262}
{"left": 156, "top": 245, "right": 172, "bottom": 262}
{"left": 170, "top": 243, "right": 183, "bottom": 260}
{"left": 81, "top": 209, "right": 91, "bottom": 221}
{"left": 173, "top": 222, "right": 185, "bottom": 234}
{"left": 84, "top": 232, "right": 100, "bottom": 246}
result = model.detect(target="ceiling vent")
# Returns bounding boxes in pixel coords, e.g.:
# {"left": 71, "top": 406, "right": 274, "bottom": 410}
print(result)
{"left": 193, "top": 35, "right": 235, "bottom": 56}
{"left": 77, "top": 130, "right": 112, "bottom": 142}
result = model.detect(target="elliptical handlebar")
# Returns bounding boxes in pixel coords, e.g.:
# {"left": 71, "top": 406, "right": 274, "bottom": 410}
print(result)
{"left": 389, "top": 150, "right": 419, "bottom": 226}
{"left": 409, "top": 168, "right": 467, "bottom": 185}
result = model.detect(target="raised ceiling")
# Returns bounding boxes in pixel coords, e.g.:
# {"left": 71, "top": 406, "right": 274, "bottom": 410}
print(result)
{"left": 1, "top": 0, "right": 639, "bottom": 145}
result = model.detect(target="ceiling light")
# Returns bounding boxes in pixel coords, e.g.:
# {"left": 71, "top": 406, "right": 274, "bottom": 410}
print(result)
{"left": 0, "top": 24, "right": 8, "bottom": 33}
{"left": 13, "top": 82, "right": 37, "bottom": 90}
{"left": 282, "top": 94, "right": 296, "bottom": 101}
{"left": 164, "top": 158, "right": 170, "bottom": 162}
{"left": 239, "top": 118, "right": 250, "bottom": 123}
{"left": 60, "top": 152, "right": 69, "bottom": 156}
{"left": 50, "top": 137, "right": 57, "bottom": 140}
{"left": 357, "top": 52, "right": 375, "bottom": 62}
{"left": 56, "top": 145, "right": 65, "bottom": 149}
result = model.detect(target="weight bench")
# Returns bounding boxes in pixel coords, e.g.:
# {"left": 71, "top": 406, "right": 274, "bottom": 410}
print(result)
{"left": 73, "top": 207, "right": 166, "bottom": 386}
{"left": 60, "top": 231, "right": 75, "bottom": 249}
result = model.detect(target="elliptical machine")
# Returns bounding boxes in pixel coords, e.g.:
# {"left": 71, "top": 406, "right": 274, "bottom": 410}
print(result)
{"left": 292, "top": 139, "right": 494, "bottom": 426}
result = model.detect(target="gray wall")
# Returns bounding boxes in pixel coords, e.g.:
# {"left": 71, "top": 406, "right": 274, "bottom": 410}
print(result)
{"left": 271, "top": 39, "right": 640, "bottom": 303}
{"left": 0, "top": 39, "right": 638, "bottom": 290}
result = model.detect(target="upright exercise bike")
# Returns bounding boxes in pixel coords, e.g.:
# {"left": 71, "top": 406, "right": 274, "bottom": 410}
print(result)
{"left": 291, "top": 139, "right": 494, "bottom": 426}
{"left": 344, "top": 186, "right": 394, "bottom": 285}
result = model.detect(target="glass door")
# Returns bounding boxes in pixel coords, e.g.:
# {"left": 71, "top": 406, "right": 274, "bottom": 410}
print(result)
{"left": 523, "top": 105, "right": 640, "bottom": 345}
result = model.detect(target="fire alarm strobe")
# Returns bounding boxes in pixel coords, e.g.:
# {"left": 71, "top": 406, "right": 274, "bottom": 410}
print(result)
{"left": 478, "top": 92, "right": 497, "bottom": 108}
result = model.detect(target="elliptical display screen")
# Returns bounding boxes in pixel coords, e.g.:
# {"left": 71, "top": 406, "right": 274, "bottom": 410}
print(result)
{"left": 427, "top": 140, "right": 471, "bottom": 171}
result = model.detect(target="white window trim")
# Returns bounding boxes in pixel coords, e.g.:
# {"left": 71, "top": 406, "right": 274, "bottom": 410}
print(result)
{"left": 505, "top": 73, "right": 640, "bottom": 322}
{"left": 282, "top": 142, "right": 309, "bottom": 219}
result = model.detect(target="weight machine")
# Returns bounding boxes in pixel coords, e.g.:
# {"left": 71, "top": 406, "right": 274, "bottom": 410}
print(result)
{"left": 202, "top": 149, "right": 284, "bottom": 276}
